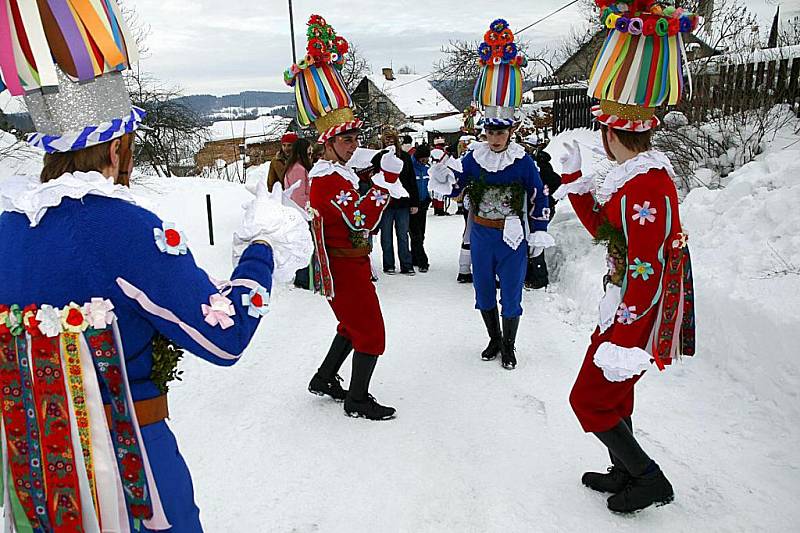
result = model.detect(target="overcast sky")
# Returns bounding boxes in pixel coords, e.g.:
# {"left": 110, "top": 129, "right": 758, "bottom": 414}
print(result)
{"left": 0, "top": 0, "right": 795, "bottom": 112}
{"left": 128, "top": 0, "right": 796, "bottom": 95}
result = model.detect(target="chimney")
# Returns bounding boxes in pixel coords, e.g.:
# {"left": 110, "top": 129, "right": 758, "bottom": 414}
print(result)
{"left": 382, "top": 67, "right": 395, "bottom": 81}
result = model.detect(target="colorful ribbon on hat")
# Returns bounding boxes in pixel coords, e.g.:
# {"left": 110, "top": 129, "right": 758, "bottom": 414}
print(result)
{"left": 474, "top": 63, "right": 523, "bottom": 110}
{"left": 294, "top": 63, "right": 353, "bottom": 127}
{"left": 588, "top": 28, "right": 686, "bottom": 108}
{"left": 0, "top": 0, "right": 135, "bottom": 96}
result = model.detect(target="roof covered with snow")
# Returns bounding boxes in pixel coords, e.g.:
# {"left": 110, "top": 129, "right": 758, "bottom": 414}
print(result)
{"left": 367, "top": 73, "right": 458, "bottom": 120}
{"left": 422, "top": 113, "right": 465, "bottom": 134}
{"left": 208, "top": 116, "right": 292, "bottom": 143}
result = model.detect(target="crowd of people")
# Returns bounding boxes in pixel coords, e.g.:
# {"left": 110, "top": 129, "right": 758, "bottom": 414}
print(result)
{"left": 267, "top": 126, "right": 564, "bottom": 287}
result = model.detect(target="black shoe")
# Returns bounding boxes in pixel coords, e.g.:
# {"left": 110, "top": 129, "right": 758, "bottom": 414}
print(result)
{"left": 383, "top": 268, "right": 396, "bottom": 275}
{"left": 480, "top": 308, "right": 502, "bottom": 361}
{"left": 308, "top": 373, "right": 348, "bottom": 402}
{"left": 344, "top": 394, "right": 396, "bottom": 420}
{"left": 582, "top": 466, "right": 632, "bottom": 493}
{"left": 501, "top": 316, "right": 519, "bottom": 370}
{"left": 418, "top": 266, "right": 429, "bottom": 273}
{"left": 400, "top": 268, "right": 416, "bottom": 276}
{"left": 606, "top": 467, "right": 674, "bottom": 513}
{"left": 457, "top": 273, "right": 473, "bottom": 283}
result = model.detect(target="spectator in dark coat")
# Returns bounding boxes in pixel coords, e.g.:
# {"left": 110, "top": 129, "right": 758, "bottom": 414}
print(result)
{"left": 526, "top": 146, "right": 562, "bottom": 289}
{"left": 409, "top": 144, "right": 431, "bottom": 272}
{"left": 375, "top": 126, "right": 420, "bottom": 275}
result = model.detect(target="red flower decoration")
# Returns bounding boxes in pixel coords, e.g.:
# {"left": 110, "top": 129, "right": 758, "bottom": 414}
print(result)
{"left": 334, "top": 36, "right": 349, "bottom": 55}
{"left": 499, "top": 28, "right": 514, "bottom": 44}
{"left": 667, "top": 17, "right": 680, "bottom": 36}
{"left": 643, "top": 17, "right": 657, "bottom": 36}
{"left": 22, "top": 304, "right": 42, "bottom": 336}
{"left": 484, "top": 30, "right": 502, "bottom": 46}
{"left": 308, "top": 14, "right": 326, "bottom": 27}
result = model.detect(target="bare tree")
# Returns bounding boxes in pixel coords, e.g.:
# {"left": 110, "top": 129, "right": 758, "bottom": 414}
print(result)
{"left": 126, "top": 67, "right": 208, "bottom": 177}
{"left": 779, "top": 16, "right": 800, "bottom": 47}
{"left": 340, "top": 42, "right": 371, "bottom": 93}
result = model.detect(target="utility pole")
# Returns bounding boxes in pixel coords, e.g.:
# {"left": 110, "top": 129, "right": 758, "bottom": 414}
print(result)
{"left": 288, "top": 0, "right": 297, "bottom": 64}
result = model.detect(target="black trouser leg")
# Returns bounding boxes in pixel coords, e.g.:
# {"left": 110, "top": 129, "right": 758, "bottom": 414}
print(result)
{"left": 594, "top": 421, "right": 652, "bottom": 477}
{"left": 609, "top": 417, "right": 633, "bottom": 468}
{"left": 317, "top": 334, "right": 353, "bottom": 379}
{"left": 348, "top": 352, "right": 378, "bottom": 402}
{"left": 409, "top": 201, "right": 429, "bottom": 268}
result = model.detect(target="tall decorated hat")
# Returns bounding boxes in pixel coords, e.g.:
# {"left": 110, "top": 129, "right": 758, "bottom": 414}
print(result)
{"left": 473, "top": 19, "right": 528, "bottom": 129}
{"left": 0, "top": 1, "right": 145, "bottom": 153}
{"left": 284, "top": 14, "right": 361, "bottom": 144}
{"left": 588, "top": 0, "right": 700, "bottom": 131}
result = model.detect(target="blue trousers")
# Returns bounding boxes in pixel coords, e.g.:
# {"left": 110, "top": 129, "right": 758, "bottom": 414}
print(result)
{"left": 380, "top": 206, "right": 413, "bottom": 271}
{"left": 470, "top": 224, "right": 527, "bottom": 318}
{"left": 136, "top": 421, "right": 203, "bottom": 532}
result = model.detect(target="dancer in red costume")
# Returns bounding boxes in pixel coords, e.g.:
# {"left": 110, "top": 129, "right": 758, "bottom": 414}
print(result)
{"left": 284, "top": 15, "right": 408, "bottom": 420}
{"left": 555, "top": 0, "right": 698, "bottom": 514}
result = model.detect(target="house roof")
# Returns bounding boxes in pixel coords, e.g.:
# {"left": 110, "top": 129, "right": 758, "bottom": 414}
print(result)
{"left": 208, "top": 116, "right": 292, "bottom": 143}
{"left": 366, "top": 73, "right": 458, "bottom": 119}
{"left": 421, "top": 113, "right": 464, "bottom": 134}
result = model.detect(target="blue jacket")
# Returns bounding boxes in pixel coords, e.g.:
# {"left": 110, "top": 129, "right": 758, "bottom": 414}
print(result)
{"left": 411, "top": 155, "right": 431, "bottom": 203}
{"left": 454, "top": 150, "right": 549, "bottom": 233}
{"left": 0, "top": 194, "right": 274, "bottom": 403}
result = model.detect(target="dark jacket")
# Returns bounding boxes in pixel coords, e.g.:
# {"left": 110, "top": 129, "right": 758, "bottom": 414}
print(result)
{"left": 371, "top": 149, "right": 420, "bottom": 209}
{"left": 535, "top": 149, "right": 562, "bottom": 216}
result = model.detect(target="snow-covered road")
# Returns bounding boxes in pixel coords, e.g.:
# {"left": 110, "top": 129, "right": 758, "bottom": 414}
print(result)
{"left": 139, "top": 177, "right": 798, "bottom": 532}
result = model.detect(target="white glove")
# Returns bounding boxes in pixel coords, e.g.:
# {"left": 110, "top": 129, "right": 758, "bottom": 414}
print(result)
{"left": 559, "top": 139, "right": 583, "bottom": 175}
{"left": 233, "top": 180, "right": 314, "bottom": 282}
{"left": 427, "top": 161, "right": 456, "bottom": 200}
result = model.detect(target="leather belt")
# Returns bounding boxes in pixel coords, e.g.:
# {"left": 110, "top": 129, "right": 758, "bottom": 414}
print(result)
{"left": 474, "top": 216, "right": 506, "bottom": 229}
{"left": 105, "top": 394, "right": 169, "bottom": 428}
{"left": 328, "top": 247, "right": 371, "bottom": 258}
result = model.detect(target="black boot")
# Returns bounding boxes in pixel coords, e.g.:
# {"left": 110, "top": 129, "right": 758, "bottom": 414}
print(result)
{"left": 582, "top": 417, "right": 633, "bottom": 493}
{"left": 344, "top": 352, "right": 396, "bottom": 421}
{"left": 308, "top": 334, "right": 352, "bottom": 401}
{"left": 501, "top": 316, "right": 519, "bottom": 370}
{"left": 480, "top": 308, "right": 502, "bottom": 361}
{"left": 594, "top": 421, "right": 674, "bottom": 513}
{"left": 457, "top": 273, "right": 473, "bottom": 283}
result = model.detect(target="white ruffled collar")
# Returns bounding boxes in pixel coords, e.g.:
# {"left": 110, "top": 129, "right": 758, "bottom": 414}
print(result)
{"left": 309, "top": 159, "right": 360, "bottom": 188}
{"left": 471, "top": 141, "right": 526, "bottom": 173}
{"left": 597, "top": 150, "right": 676, "bottom": 205}
{"left": 0, "top": 170, "right": 144, "bottom": 227}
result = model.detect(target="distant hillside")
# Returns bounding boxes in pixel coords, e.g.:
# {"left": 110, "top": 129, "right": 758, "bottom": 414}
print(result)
{"left": 175, "top": 91, "right": 294, "bottom": 117}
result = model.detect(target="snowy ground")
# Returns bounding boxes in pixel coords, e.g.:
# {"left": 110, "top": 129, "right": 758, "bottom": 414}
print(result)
{"left": 2, "top": 128, "right": 799, "bottom": 531}
{"left": 127, "top": 127, "right": 799, "bottom": 532}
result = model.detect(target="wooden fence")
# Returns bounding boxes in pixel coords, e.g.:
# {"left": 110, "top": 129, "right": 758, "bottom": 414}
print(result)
{"left": 552, "top": 88, "right": 596, "bottom": 133}
{"left": 678, "top": 55, "right": 800, "bottom": 123}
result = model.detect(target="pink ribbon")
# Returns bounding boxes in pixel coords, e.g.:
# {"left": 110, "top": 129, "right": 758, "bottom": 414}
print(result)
{"left": 0, "top": 0, "right": 24, "bottom": 95}
{"left": 201, "top": 293, "right": 235, "bottom": 330}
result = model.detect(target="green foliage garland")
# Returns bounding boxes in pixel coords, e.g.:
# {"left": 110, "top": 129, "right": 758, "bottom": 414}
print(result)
{"left": 151, "top": 334, "right": 184, "bottom": 394}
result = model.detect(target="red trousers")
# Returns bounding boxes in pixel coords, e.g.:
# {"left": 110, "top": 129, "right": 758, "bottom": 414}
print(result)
{"left": 328, "top": 256, "right": 385, "bottom": 355}
{"left": 569, "top": 326, "right": 644, "bottom": 433}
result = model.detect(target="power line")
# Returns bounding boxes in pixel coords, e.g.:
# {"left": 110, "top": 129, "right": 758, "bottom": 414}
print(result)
{"left": 384, "top": 0, "right": 583, "bottom": 90}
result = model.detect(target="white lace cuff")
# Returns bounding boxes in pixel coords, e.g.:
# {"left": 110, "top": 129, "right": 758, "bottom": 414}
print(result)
{"left": 232, "top": 201, "right": 314, "bottom": 283}
{"left": 371, "top": 172, "right": 409, "bottom": 199}
{"left": 553, "top": 175, "right": 595, "bottom": 201}
{"left": 593, "top": 342, "right": 651, "bottom": 382}
{"left": 527, "top": 231, "right": 555, "bottom": 249}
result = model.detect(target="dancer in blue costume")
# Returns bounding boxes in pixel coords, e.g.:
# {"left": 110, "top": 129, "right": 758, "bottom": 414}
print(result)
{"left": 430, "top": 19, "right": 555, "bottom": 370}
{"left": 0, "top": 3, "right": 311, "bottom": 531}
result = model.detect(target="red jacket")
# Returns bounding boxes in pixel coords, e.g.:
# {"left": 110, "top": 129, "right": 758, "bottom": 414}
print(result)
{"left": 561, "top": 153, "right": 695, "bottom": 369}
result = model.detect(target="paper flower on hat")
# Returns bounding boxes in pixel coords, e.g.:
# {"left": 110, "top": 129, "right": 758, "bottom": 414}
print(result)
{"left": 478, "top": 43, "right": 492, "bottom": 62}
{"left": 478, "top": 19, "right": 524, "bottom": 67}
{"left": 242, "top": 286, "right": 270, "bottom": 318}
{"left": 36, "top": 305, "right": 62, "bottom": 338}
{"left": 23, "top": 305, "right": 42, "bottom": 337}
{"left": 202, "top": 294, "right": 235, "bottom": 329}
{"left": 305, "top": 15, "right": 348, "bottom": 67}
{"left": 154, "top": 222, "right": 188, "bottom": 255}
{"left": 491, "top": 19, "right": 509, "bottom": 33}
{"left": 86, "top": 298, "right": 116, "bottom": 329}
{"left": 4, "top": 305, "right": 24, "bottom": 337}
{"left": 616, "top": 303, "right": 638, "bottom": 325}
{"left": 61, "top": 302, "right": 89, "bottom": 333}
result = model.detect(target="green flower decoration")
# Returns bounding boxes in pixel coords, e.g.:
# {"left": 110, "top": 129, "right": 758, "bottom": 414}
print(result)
{"left": 629, "top": 258, "right": 655, "bottom": 280}
{"left": 5, "top": 304, "right": 24, "bottom": 337}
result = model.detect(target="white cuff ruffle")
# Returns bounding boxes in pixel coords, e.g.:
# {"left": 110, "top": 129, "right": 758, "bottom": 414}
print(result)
{"left": 233, "top": 185, "right": 314, "bottom": 282}
{"left": 527, "top": 231, "right": 555, "bottom": 248}
{"left": 552, "top": 175, "right": 595, "bottom": 201}
{"left": 371, "top": 172, "right": 409, "bottom": 199}
{"left": 593, "top": 342, "right": 651, "bottom": 382}
{"left": 427, "top": 162, "right": 456, "bottom": 199}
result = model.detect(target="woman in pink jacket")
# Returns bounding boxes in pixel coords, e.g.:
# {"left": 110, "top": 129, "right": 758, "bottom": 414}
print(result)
{"left": 283, "top": 137, "right": 313, "bottom": 210}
